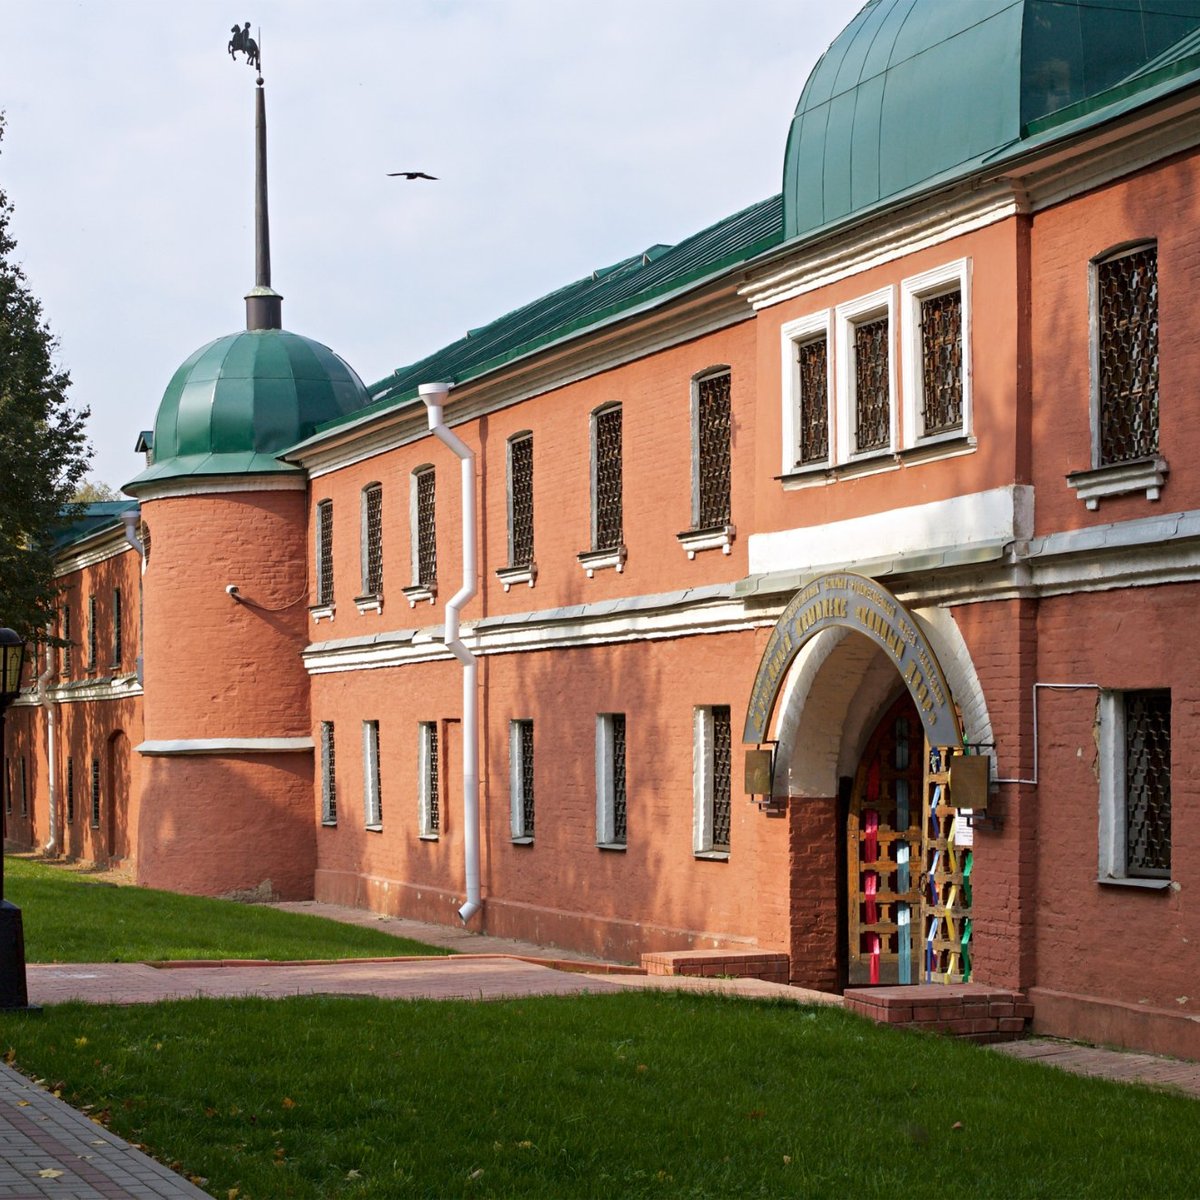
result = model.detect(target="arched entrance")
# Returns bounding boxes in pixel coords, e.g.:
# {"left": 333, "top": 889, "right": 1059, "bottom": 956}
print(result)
{"left": 745, "top": 573, "right": 988, "bottom": 991}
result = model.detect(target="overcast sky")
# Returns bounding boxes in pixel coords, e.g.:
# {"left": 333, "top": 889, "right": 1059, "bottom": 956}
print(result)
{"left": 4, "top": 1, "right": 863, "bottom": 492}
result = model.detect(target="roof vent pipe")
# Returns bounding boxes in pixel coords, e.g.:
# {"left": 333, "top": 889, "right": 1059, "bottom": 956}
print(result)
{"left": 418, "top": 382, "right": 481, "bottom": 924}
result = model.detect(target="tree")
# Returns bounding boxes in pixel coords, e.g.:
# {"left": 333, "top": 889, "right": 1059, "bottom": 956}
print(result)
{"left": 73, "top": 480, "right": 119, "bottom": 503}
{"left": 0, "top": 114, "right": 91, "bottom": 640}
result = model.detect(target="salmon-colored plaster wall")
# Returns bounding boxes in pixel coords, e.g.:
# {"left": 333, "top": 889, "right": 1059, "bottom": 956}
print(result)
{"left": 1031, "top": 152, "right": 1200, "bottom": 534}
{"left": 751, "top": 220, "right": 1024, "bottom": 538}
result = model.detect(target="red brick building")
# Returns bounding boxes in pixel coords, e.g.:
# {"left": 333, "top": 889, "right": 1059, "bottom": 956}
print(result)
{"left": 8, "top": 0, "right": 1200, "bottom": 1056}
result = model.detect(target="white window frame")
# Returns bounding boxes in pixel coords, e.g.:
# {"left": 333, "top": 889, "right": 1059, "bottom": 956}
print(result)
{"left": 692, "top": 706, "right": 731, "bottom": 858}
{"left": 579, "top": 404, "right": 626, "bottom": 576}
{"left": 320, "top": 721, "right": 337, "bottom": 825}
{"left": 509, "top": 719, "right": 534, "bottom": 842}
{"left": 900, "top": 258, "right": 972, "bottom": 449}
{"left": 403, "top": 467, "right": 437, "bottom": 606}
{"left": 835, "top": 287, "right": 896, "bottom": 464}
{"left": 498, "top": 433, "right": 536, "bottom": 591}
{"left": 312, "top": 499, "right": 335, "bottom": 621}
{"left": 357, "top": 482, "right": 384, "bottom": 613}
{"left": 780, "top": 310, "right": 834, "bottom": 475}
{"left": 362, "top": 720, "right": 382, "bottom": 830}
{"left": 1098, "top": 690, "right": 1171, "bottom": 888}
{"left": 418, "top": 720, "right": 439, "bottom": 839}
{"left": 595, "top": 713, "right": 626, "bottom": 849}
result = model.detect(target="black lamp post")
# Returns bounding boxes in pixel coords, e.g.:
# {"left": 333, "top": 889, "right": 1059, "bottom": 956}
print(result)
{"left": 0, "top": 628, "right": 33, "bottom": 1010}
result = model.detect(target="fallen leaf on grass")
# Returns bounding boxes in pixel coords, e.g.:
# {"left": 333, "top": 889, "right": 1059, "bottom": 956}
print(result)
{"left": 282, "top": 1096, "right": 296, "bottom": 1109}
{"left": 951, "top": 1121, "right": 964, "bottom": 1131}
{"left": 345, "top": 1169, "right": 361, "bottom": 1180}
{"left": 469, "top": 1168, "right": 484, "bottom": 1180}
{"left": 74, "top": 1037, "right": 88, "bottom": 1048}
{"left": 227, "top": 1189, "right": 240, "bottom": 1200}
{"left": 3, "top": 1048, "right": 14, "bottom": 1064}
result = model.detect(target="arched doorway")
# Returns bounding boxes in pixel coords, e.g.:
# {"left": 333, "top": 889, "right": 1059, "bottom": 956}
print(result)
{"left": 848, "top": 692, "right": 924, "bottom": 985}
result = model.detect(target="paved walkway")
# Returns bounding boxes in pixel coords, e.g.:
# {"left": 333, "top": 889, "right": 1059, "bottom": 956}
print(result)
{"left": 3, "top": 900, "right": 1200, "bottom": 1197}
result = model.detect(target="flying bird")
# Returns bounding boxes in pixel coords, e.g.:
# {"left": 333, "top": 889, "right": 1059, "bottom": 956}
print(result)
{"left": 388, "top": 171, "right": 438, "bottom": 180}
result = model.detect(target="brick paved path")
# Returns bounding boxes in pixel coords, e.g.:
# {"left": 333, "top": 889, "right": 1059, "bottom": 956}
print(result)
{"left": 993, "top": 1036, "right": 1200, "bottom": 1098}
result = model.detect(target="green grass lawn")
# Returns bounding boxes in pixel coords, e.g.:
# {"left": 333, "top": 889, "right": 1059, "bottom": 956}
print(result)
{"left": 3, "top": 857, "right": 450, "bottom": 962}
{"left": 3, "top": 991, "right": 1196, "bottom": 1199}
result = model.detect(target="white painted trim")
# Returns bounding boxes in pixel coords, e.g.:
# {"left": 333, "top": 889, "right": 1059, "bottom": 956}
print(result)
{"left": 509, "top": 719, "right": 533, "bottom": 840}
{"left": 418, "top": 721, "right": 438, "bottom": 838}
{"left": 835, "top": 287, "right": 896, "bottom": 464}
{"left": 595, "top": 714, "right": 622, "bottom": 847}
{"left": 22, "top": 676, "right": 144, "bottom": 706}
{"left": 1097, "top": 691, "right": 1124, "bottom": 882}
{"left": 779, "top": 309, "right": 834, "bottom": 475}
{"left": 130, "top": 475, "right": 305, "bottom": 501}
{"left": 136, "top": 737, "right": 314, "bottom": 756}
{"left": 677, "top": 526, "right": 735, "bottom": 558}
{"left": 1068, "top": 457, "right": 1168, "bottom": 509}
{"left": 692, "top": 706, "right": 713, "bottom": 854}
{"left": 320, "top": 721, "right": 337, "bottom": 824}
{"left": 55, "top": 536, "right": 137, "bottom": 579}
{"left": 899, "top": 258, "right": 972, "bottom": 448}
{"left": 749, "top": 485, "right": 1032, "bottom": 579}
{"left": 496, "top": 564, "right": 537, "bottom": 591}
{"left": 577, "top": 546, "right": 626, "bottom": 577}
{"left": 362, "top": 720, "right": 382, "bottom": 828}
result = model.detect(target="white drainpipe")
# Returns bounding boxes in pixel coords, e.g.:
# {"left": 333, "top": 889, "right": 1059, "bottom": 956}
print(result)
{"left": 419, "top": 382, "right": 481, "bottom": 923}
{"left": 38, "top": 623, "right": 57, "bottom": 854}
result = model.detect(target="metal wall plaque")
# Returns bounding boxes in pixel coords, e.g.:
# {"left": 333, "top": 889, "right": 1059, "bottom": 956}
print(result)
{"left": 744, "top": 748, "right": 774, "bottom": 796}
{"left": 743, "top": 572, "right": 962, "bottom": 749}
{"left": 949, "top": 754, "right": 990, "bottom": 810}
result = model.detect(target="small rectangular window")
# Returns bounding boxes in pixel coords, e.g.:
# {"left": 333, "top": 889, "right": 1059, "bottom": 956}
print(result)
{"left": 112, "top": 588, "right": 123, "bottom": 669}
{"left": 919, "top": 290, "right": 963, "bottom": 436}
{"left": 796, "top": 338, "right": 829, "bottom": 466}
{"left": 695, "top": 372, "right": 731, "bottom": 528}
{"left": 86, "top": 595, "right": 97, "bottom": 669}
{"left": 90, "top": 758, "right": 101, "bottom": 829}
{"left": 361, "top": 484, "right": 383, "bottom": 597}
{"left": 415, "top": 469, "right": 437, "bottom": 589}
{"left": 592, "top": 406, "right": 623, "bottom": 551}
{"left": 61, "top": 605, "right": 72, "bottom": 675}
{"left": 1099, "top": 689, "right": 1171, "bottom": 883}
{"left": 419, "top": 721, "right": 440, "bottom": 838}
{"left": 1097, "top": 246, "right": 1159, "bottom": 466}
{"left": 853, "top": 316, "right": 891, "bottom": 453}
{"left": 510, "top": 719, "right": 535, "bottom": 840}
{"left": 508, "top": 435, "right": 534, "bottom": 567}
{"left": 320, "top": 722, "right": 337, "bottom": 824}
{"left": 363, "top": 720, "right": 383, "bottom": 829}
{"left": 316, "top": 499, "right": 334, "bottom": 607}
{"left": 18, "top": 756, "right": 27, "bottom": 817}
{"left": 693, "top": 706, "right": 732, "bottom": 855}
{"left": 3, "top": 757, "right": 8, "bottom": 816}
{"left": 596, "top": 713, "right": 627, "bottom": 847}
{"left": 66, "top": 757, "right": 75, "bottom": 824}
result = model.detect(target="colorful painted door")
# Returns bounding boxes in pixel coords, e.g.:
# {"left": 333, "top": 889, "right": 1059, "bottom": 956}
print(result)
{"left": 847, "top": 694, "right": 925, "bottom": 985}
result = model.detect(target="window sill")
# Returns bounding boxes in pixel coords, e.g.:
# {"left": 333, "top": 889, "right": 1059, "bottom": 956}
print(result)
{"left": 1067, "top": 456, "right": 1168, "bottom": 510}
{"left": 418, "top": 833, "right": 440, "bottom": 842}
{"left": 776, "top": 436, "right": 975, "bottom": 491}
{"left": 496, "top": 563, "right": 537, "bottom": 592}
{"left": 401, "top": 583, "right": 437, "bottom": 608}
{"left": 596, "top": 841, "right": 627, "bottom": 852}
{"left": 693, "top": 849, "right": 730, "bottom": 862}
{"left": 365, "top": 823, "right": 383, "bottom": 833}
{"left": 321, "top": 819, "right": 338, "bottom": 828}
{"left": 676, "top": 525, "right": 735, "bottom": 559}
{"left": 354, "top": 593, "right": 383, "bottom": 615}
{"left": 309, "top": 603, "right": 335, "bottom": 624}
{"left": 511, "top": 835, "right": 534, "bottom": 846}
{"left": 577, "top": 546, "right": 626, "bottom": 577}
{"left": 1097, "top": 875, "right": 1172, "bottom": 891}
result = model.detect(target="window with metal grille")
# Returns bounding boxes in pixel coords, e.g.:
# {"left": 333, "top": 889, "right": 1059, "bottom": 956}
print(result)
{"left": 508, "top": 435, "right": 534, "bottom": 567}
{"left": 1097, "top": 246, "right": 1158, "bottom": 466}
{"left": 140, "top": 522, "right": 151, "bottom": 567}
{"left": 320, "top": 722, "right": 337, "bottom": 824}
{"left": 920, "top": 290, "right": 963, "bottom": 435}
{"left": 86, "top": 595, "right": 97, "bottom": 669}
{"left": 18, "top": 756, "right": 26, "bottom": 817}
{"left": 363, "top": 720, "right": 383, "bottom": 828}
{"left": 2, "top": 758, "right": 8, "bottom": 815}
{"left": 596, "top": 713, "right": 627, "bottom": 846}
{"left": 112, "top": 588, "right": 123, "bottom": 669}
{"left": 1124, "top": 690, "right": 1170, "bottom": 878}
{"left": 61, "top": 605, "right": 71, "bottom": 675}
{"left": 361, "top": 484, "right": 383, "bottom": 596}
{"left": 510, "top": 720, "right": 535, "bottom": 840}
{"left": 696, "top": 372, "right": 731, "bottom": 528}
{"left": 419, "top": 721, "right": 440, "bottom": 837}
{"left": 693, "top": 706, "right": 731, "bottom": 855}
{"left": 853, "top": 316, "right": 890, "bottom": 453}
{"left": 797, "top": 338, "right": 829, "bottom": 466}
{"left": 592, "top": 406, "right": 623, "bottom": 551}
{"left": 414, "top": 469, "right": 437, "bottom": 588}
{"left": 316, "top": 500, "right": 334, "bottom": 607}
{"left": 66, "top": 757, "right": 75, "bottom": 824}
{"left": 90, "top": 758, "right": 101, "bottom": 829}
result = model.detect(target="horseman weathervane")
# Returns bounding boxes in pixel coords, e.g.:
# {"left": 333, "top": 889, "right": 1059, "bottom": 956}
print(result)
{"left": 228, "top": 21, "right": 261, "bottom": 75}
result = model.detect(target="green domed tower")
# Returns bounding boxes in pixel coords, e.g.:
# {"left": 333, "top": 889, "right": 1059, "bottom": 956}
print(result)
{"left": 124, "top": 63, "right": 370, "bottom": 900}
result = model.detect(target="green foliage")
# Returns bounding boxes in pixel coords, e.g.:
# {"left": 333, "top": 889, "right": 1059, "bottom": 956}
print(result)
{"left": 5, "top": 858, "right": 451, "bottom": 962}
{"left": 0, "top": 113, "right": 91, "bottom": 640}
{"left": 4, "top": 992, "right": 1198, "bottom": 1199}
{"left": 72, "top": 479, "right": 119, "bottom": 503}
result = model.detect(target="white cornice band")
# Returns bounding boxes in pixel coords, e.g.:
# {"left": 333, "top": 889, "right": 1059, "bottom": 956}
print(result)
{"left": 136, "top": 738, "right": 315, "bottom": 756}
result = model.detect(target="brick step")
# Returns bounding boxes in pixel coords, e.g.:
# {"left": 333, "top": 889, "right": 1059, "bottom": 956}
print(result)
{"left": 845, "top": 983, "right": 1033, "bottom": 1042}
{"left": 640, "top": 949, "right": 790, "bottom": 984}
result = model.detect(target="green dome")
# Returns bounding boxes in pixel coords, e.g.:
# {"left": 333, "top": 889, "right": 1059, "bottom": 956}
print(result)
{"left": 783, "top": 0, "right": 1200, "bottom": 242}
{"left": 126, "top": 329, "right": 370, "bottom": 490}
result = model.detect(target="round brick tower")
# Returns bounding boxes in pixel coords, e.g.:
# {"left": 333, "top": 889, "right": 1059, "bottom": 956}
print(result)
{"left": 122, "top": 70, "right": 370, "bottom": 898}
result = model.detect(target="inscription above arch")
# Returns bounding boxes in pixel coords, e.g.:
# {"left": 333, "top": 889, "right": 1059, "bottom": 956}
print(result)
{"left": 744, "top": 572, "right": 961, "bottom": 749}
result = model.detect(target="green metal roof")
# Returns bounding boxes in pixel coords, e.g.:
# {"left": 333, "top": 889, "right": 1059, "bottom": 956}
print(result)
{"left": 52, "top": 501, "right": 139, "bottom": 551}
{"left": 783, "top": 0, "right": 1200, "bottom": 241}
{"left": 126, "top": 330, "right": 371, "bottom": 491}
